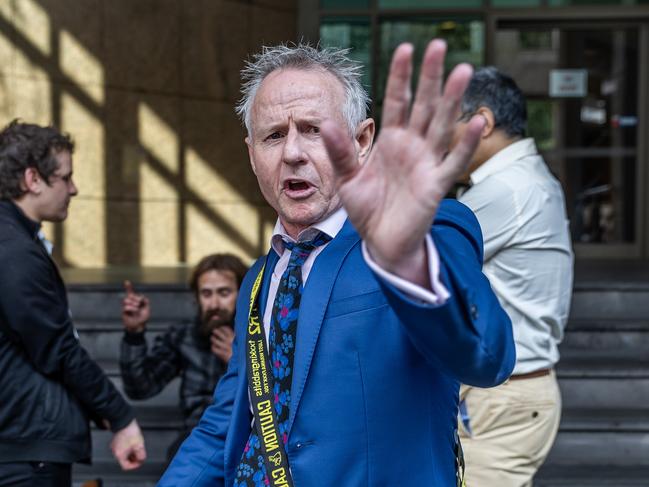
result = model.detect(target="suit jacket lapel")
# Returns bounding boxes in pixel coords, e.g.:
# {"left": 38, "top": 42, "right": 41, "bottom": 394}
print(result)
{"left": 287, "top": 219, "right": 360, "bottom": 433}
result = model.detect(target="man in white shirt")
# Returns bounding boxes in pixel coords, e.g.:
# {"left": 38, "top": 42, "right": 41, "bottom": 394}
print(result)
{"left": 455, "top": 67, "right": 574, "bottom": 487}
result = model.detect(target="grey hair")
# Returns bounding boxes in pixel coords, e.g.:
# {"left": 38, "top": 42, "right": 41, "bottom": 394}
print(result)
{"left": 235, "top": 43, "right": 370, "bottom": 136}
{"left": 459, "top": 66, "right": 527, "bottom": 138}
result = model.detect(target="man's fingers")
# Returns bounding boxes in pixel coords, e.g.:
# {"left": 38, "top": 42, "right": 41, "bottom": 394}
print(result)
{"left": 123, "top": 303, "right": 141, "bottom": 314}
{"left": 123, "top": 296, "right": 145, "bottom": 311}
{"left": 123, "top": 295, "right": 141, "bottom": 305}
{"left": 409, "top": 40, "right": 446, "bottom": 134}
{"left": 426, "top": 63, "right": 473, "bottom": 161}
{"left": 439, "top": 114, "right": 484, "bottom": 184}
{"left": 321, "top": 119, "right": 359, "bottom": 184}
{"left": 126, "top": 444, "right": 147, "bottom": 468}
{"left": 213, "top": 326, "right": 234, "bottom": 338}
{"left": 111, "top": 421, "right": 146, "bottom": 471}
{"left": 123, "top": 294, "right": 148, "bottom": 308}
{"left": 382, "top": 43, "right": 414, "bottom": 128}
{"left": 133, "top": 444, "right": 147, "bottom": 462}
{"left": 211, "top": 328, "right": 234, "bottom": 345}
{"left": 123, "top": 280, "right": 134, "bottom": 296}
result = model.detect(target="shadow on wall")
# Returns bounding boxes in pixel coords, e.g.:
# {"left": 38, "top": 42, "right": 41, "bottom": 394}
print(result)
{"left": 0, "top": 0, "right": 298, "bottom": 269}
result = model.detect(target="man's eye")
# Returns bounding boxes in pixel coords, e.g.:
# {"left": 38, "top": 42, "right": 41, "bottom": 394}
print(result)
{"left": 266, "top": 132, "right": 282, "bottom": 140}
{"left": 308, "top": 126, "right": 320, "bottom": 134}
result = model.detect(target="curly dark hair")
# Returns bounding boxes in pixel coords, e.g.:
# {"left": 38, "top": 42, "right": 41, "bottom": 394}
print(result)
{"left": 0, "top": 119, "right": 75, "bottom": 199}
{"left": 189, "top": 253, "right": 249, "bottom": 297}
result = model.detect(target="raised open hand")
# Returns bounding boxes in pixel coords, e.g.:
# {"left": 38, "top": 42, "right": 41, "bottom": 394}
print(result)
{"left": 322, "top": 40, "right": 485, "bottom": 286}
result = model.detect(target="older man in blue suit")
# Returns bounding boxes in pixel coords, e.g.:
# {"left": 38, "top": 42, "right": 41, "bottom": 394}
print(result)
{"left": 159, "top": 40, "right": 515, "bottom": 487}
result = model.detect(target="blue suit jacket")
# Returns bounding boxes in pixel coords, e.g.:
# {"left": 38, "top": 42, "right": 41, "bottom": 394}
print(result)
{"left": 158, "top": 200, "right": 515, "bottom": 486}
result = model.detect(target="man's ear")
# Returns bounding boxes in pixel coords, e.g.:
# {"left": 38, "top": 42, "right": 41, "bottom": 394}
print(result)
{"left": 23, "top": 167, "right": 43, "bottom": 195}
{"left": 245, "top": 136, "right": 257, "bottom": 175}
{"left": 355, "top": 118, "right": 375, "bottom": 165}
{"left": 476, "top": 107, "right": 496, "bottom": 138}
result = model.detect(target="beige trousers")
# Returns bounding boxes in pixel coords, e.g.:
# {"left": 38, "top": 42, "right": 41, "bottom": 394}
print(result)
{"left": 458, "top": 371, "right": 561, "bottom": 487}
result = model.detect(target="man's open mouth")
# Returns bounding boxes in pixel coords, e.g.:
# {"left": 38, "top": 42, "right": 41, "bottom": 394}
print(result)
{"left": 284, "top": 179, "right": 316, "bottom": 198}
{"left": 286, "top": 180, "right": 310, "bottom": 191}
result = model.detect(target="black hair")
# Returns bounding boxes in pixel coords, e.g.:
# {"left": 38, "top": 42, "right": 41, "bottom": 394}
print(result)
{"left": 459, "top": 67, "right": 527, "bottom": 138}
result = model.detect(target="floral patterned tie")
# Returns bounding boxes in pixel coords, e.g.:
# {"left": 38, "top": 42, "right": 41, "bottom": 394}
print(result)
{"left": 234, "top": 232, "right": 331, "bottom": 487}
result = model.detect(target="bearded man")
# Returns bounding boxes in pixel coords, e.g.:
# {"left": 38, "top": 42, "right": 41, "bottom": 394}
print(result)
{"left": 119, "top": 253, "right": 247, "bottom": 436}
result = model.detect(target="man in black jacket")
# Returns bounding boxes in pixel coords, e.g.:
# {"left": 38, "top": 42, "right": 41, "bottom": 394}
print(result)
{"left": 0, "top": 120, "right": 146, "bottom": 486}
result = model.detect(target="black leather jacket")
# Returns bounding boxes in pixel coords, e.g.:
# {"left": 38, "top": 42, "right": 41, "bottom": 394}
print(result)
{"left": 0, "top": 200, "right": 134, "bottom": 463}
{"left": 121, "top": 320, "right": 228, "bottom": 428}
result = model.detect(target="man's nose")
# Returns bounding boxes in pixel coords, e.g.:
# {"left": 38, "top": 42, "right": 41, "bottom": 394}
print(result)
{"left": 282, "top": 126, "right": 306, "bottom": 166}
{"left": 205, "top": 296, "right": 220, "bottom": 311}
{"left": 69, "top": 179, "right": 79, "bottom": 196}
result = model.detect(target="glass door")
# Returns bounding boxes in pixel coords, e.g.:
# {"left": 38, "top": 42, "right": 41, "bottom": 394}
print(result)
{"left": 492, "top": 21, "right": 646, "bottom": 258}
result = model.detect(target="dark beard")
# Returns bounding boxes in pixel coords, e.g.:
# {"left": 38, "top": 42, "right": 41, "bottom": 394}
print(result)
{"left": 197, "top": 310, "right": 232, "bottom": 336}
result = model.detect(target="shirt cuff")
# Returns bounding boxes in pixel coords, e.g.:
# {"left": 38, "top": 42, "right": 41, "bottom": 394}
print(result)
{"left": 361, "top": 235, "right": 450, "bottom": 305}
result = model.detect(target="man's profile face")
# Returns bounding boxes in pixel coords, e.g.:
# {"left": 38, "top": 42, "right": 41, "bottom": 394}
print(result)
{"left": 246, "top": 68, "right": 349, "bottom": 237}
{"left": 39, "top": 150, "right": 78, "bottom": 222}
{"left": 197, "top": 269, "right": 238, "bottom": 335}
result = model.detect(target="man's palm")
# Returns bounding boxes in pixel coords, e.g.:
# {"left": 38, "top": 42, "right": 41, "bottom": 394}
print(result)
{"left": 322, "top": 40, "right": 484, "bottom": 281}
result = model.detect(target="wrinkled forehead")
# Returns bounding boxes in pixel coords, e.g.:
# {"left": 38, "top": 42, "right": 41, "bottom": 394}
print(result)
{"left": 250, "top": 67, "right": 346, "bottom": 127}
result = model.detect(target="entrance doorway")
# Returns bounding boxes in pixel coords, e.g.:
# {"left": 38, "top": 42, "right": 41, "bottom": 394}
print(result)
{"left": 491, "top": 20, "right": 648, "bottom": 258}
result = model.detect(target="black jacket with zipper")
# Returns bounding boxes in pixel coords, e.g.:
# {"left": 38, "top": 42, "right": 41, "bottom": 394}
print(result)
{"left": 0, "top": 200, "right": 134, "bottom": 463}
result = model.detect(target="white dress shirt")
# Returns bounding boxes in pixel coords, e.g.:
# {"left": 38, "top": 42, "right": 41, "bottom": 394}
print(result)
{"left": 459, "top": 138, "right": 574, "bottom": 375}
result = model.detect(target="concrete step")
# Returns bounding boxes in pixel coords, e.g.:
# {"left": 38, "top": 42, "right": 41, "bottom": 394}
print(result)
{"left": 68, "top": 285, "right": 193, "bottom": 322}
{"left": 535, "top": 466, "right": 649, "bottom": 486}
{"left": 570, "top": 288, "right": 649, "bottom": 321}
{"left": 566, "top": 318, "right": 649, "bottom": 332}
{"left": 74, "top": 461, "right": 164, "bottom": 487}
{"left": 560, "top": 408, "right": 649, "bottom": 432}
{"left": 559, "top": 376, "right": 649, "bottom": 410}
{"left": 77, "top": 324, "right": 188, "bottom": 364}
{"left": 544, "top": 431, "right": 649, "bottom": 467}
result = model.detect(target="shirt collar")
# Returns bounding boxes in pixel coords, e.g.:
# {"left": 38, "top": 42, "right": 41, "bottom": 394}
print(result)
{"left": 271, "top": 206, "right": 347, "bottom": 256}
{"left": 0, "top": 199, "right": 41, "bottom": 239}
{"left": 470, "top": 138, "right": 538, "bottom": 186}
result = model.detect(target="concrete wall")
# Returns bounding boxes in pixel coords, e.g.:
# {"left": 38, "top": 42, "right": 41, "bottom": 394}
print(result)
{"left": 0, "top": 0, "right": 297, "bottom": 268}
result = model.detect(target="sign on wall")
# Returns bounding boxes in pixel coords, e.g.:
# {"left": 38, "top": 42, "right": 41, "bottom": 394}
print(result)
{"left": 549, "top": 69, "right": 588, "bottom": 98}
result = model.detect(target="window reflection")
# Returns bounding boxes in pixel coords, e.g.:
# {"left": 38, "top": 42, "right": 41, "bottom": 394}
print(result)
{"left": 377, "top": 19, "right": 484, "bottom": 117}
{"left": 320, "top": 18, "right": 372, "bottom": 95}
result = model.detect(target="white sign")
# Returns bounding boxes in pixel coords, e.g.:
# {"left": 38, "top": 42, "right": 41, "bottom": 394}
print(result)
{"left": 549, "top": 69, "right": 588, "bottom": 98}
